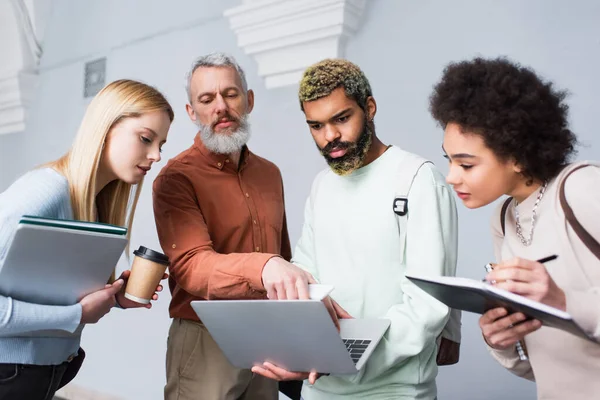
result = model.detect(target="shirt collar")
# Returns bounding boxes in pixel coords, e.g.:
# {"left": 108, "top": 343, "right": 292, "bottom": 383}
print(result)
{"left": 193, "top": 134, "right": 251, "bottom": 171}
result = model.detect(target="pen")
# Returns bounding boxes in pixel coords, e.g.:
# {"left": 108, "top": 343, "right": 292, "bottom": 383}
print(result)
{"left": 483, "top": 262, "right": 527, "bottom": 360}
{"left": 483, "top": 255, "right": 558, "bottom": 283}
{"left": 536, "top": 255, "right": 558, "bottom": 264}
{"left": 483, "top": 255, "right": 558, "bottom": 361}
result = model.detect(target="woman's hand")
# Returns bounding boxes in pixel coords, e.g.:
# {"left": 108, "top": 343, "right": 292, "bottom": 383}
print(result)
{"left": 479, "top": 307, "right": 542, "bottom": 350}
{"left": 114, "top": 270, "right": 168, "bottom": 309}
{"left": 486, "top": 257, "right": 566, "bottom": 311}
{"left": 79, "top": 280, "right": 124, "bottom": 324}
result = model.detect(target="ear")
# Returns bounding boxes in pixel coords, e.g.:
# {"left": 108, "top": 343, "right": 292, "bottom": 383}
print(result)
{"left": 246, "top": 89, "right": 255, "bottom": 114}
{"left": 365, "top": 96, "right": 376, "bottom": 121}
{"left": 185, "top": 103, "right": 197, "bottom": 123}
{"left": 511, "top": 159, "right": 523, "bottom": 174}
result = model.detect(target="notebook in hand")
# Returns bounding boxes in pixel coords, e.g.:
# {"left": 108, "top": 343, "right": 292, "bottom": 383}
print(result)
{"left": 406, "top": 274, "right": 594, "bottom": 342}
{"left": 0, "top": 215, "right": 128, "bottom": 306}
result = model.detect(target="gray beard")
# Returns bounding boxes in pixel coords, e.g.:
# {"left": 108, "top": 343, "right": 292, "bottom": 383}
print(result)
{"left": 197, "top": 115, "right": 251, "bottom": 154}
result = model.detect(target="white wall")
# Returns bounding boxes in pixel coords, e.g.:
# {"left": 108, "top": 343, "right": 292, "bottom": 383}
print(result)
{"left": 2, "top": 0, "right": 599, "bottom": 399}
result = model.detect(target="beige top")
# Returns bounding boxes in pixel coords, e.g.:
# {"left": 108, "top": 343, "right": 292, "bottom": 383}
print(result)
{"left": 489, "top": 162, "right": 600, "bottom": 400}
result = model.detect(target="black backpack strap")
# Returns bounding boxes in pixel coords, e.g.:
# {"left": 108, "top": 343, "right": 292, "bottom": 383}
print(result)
{"left": 500, "top": 197, "right": 513, "bottom": 236}
{"left": 559, "top": 165, "right": 600, "bottom": 261}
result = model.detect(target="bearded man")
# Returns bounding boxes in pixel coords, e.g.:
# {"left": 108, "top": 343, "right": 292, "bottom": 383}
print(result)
{"left": 153, "top": 52, "right": 312, "bottom": 400}
{"left": 252, "top": 59, "right": 460, "bottom": 400}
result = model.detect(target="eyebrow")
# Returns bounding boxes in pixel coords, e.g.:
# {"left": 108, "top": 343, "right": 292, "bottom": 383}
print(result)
{"left": 441, "top": 145, "right": 475, "bottom": 159}
{"left": 306, "top": 107, "right": 352, "bottom": 125}
{"left": 449, "top": 153, "right": 476, "bottom": 159}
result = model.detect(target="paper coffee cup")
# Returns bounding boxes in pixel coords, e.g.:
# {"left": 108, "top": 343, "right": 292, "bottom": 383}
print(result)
{"left": 124, "top": 246, "right": 169, "bottom": 304}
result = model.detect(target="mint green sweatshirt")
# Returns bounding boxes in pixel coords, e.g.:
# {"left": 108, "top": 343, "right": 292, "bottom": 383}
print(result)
{"left": 293, "top": 146, "right": 458, "bottom": 399}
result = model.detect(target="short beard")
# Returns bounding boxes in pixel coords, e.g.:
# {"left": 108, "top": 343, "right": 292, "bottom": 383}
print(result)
{"left": 319, "top": 119, "right": 374, "bottom": 176}
{"left": 197, "top": 114, "right": 251, "bottom": 154}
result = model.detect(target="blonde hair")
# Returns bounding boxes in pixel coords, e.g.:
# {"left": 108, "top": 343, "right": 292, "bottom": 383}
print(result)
{"left": 49, "top": 79, "right": 174, "bottom": 279}
{"left": 299, "top": 59, "right": 372, "bottom": 112}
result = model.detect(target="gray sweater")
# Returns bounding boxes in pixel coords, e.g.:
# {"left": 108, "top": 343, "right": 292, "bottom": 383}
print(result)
{"left": 0, "top": 168, "right": 82, "bottom": 365}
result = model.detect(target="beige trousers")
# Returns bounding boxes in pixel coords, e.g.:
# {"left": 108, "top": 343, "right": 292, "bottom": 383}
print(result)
{"left": 164, "top": 318, "right": 278, "bottom": 400}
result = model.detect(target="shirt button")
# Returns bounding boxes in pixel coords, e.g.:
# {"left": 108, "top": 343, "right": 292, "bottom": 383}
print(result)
{"left": 217, "top": 162, "right": 222, "bottom": 167}
{"left": 225, "top": 159, "right": 230, "bottom": 163}
{"left": 255, "top": 246, "right": 260, "bottom": 252}
{"left": 245, "top": 193, "right": 250, "bottom": 198}
{"left": 253, "top": 219, "right": 257, "bottom": 225}
{"left": 172, "top": 244, "right": 176, "bottom": 249}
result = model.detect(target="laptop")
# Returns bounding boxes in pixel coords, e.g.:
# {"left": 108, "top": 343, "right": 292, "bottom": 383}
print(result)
{"left": 0, "top": 215, "right": 128, "bottom": 306}
{"left": 191, "top": 296, "right": 390, "bottom": 375}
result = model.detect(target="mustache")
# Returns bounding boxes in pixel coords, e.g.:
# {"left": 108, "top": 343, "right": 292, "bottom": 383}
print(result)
{"left": 320, "top": 139, "right": 354, "bottom": 155}
{"left": 211, "top": 113, "right": 239, "bottom": 129}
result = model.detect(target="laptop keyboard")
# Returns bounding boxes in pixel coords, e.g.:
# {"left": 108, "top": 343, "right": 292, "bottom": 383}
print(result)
{"left": 342, "top": 339, "right": 371, "bottom": 364}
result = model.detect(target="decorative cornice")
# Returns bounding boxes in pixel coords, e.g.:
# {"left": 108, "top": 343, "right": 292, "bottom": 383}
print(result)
{"left": 224, "top": 0, "right": 367, "bottom": 88}
{"left": 0, "top": 72, "right": 37, "bottom": 135}
{"left": 0, "top": 0, "right": 51, "bottom": 135}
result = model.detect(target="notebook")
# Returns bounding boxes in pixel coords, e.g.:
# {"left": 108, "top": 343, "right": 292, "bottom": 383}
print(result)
{"left": 0, "top": 215, "right": 128, "bottom": 305}
{"left": 406, "top": 274, "right": 594, "bottom": 342}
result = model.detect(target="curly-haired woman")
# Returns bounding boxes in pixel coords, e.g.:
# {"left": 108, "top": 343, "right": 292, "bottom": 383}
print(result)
{"left": 429, "top": 57, "right": 600, "bottom": 399}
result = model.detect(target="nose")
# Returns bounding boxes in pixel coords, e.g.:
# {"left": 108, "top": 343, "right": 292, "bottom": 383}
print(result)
{"left": 213, "top": 94, "right": 228, "bottom": 116}
{"left": 445, "top": 164, "right": 460, "bottom": 186}
{"left": 149, "top": 145, "right": 161, "bottom": 163}
{"left": 323, "top": 124, "right": 341, "bottom": 144}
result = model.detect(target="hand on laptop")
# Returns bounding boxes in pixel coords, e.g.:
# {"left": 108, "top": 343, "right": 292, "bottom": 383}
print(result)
{"left": 251, "top": 362, "right": 327, "bottom": 385}
{"left": 322, "top": 296, "right": 353, "bottom": 332}
{"left": 114, "top": 270, "right": 169, "bottom": 309}
{"left": 79, "top": 279, "right": 124, "bottom": 324}
{"left": 262, "top": 257, "right": 316, "bottom": 300}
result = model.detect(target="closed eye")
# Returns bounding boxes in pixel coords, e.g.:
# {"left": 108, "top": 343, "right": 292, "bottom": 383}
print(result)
{"left": 141, "top": 136, "right": 152, "bottom": 144}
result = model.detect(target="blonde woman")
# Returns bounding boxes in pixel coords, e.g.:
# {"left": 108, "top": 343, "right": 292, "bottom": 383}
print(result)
{"left": 0, "top": 79, "right": 174, "bottom": 399}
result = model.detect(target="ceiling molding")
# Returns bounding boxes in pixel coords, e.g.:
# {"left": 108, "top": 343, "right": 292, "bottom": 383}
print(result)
{"left": 224, "top": 0, "right": 367, "bottom": 89}
{"left": 0, "top": 0, "right": 51, "bottom": 135}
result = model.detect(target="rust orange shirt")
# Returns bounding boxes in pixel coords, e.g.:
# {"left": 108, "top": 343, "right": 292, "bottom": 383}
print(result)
{"left": 152, "top": 135, "right": 291, "bottom": 321}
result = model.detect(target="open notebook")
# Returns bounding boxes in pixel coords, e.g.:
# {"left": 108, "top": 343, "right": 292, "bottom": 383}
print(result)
{"left": 0, "top": 215, "right": 128, "bottom": 305}
{"left": 406, "top": 274, "right": 594, "bottom": 342}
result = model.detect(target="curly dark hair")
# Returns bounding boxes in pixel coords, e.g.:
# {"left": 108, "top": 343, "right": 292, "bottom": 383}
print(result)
{"left": 429, "top": 57, "right": 577, "bottom": 183}
{"left": 299, "top": 59, "right": 373, "bottom": 112}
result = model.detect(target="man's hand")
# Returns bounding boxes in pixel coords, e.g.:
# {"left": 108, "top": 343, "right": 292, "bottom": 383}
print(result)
{"left": 114, "top": 270, "right": 169, "bottom": 309}
{"left": 479, "top": 307, "right": 542, "bottom": 350}
{"left": 322, "top": 297, "right": 353, "bottom": 331}
{"left": 252, "top": 362, "right": 326, "bottom": 385}
{"left": 262, "top": 257, "right": 316, "bottom": 300}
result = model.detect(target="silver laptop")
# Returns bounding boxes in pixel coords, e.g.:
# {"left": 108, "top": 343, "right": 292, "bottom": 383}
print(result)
{"left": 191, "top": 299, "right": 390, "bottom": 374}
{"left": 0, "top": 217, "right": 128, "bottom": 306}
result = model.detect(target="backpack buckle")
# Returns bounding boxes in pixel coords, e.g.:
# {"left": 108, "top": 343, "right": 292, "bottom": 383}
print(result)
{"left": 393, "top": 197, "right": 408, "bottom": 216}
